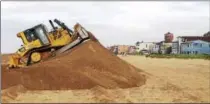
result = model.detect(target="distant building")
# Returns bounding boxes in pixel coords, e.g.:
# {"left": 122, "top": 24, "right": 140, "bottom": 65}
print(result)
{"left": 180, "top": 40, "right": 210, "bottom": 55}
{"left": 171, "top": 41, "right": 179, "bottom": 54}
{"left": 177, "top": 36, "right": 210, "bottom": 54}
{"left": 108, "top": 45, "right": 118, "bottom": 55}
{"left": 151, "top": 42, "right": 160, "bottom": 54}
{"left": 108, "top": 45, "right": 138, "bottom": 55}
{"left": 117, "top": 45, "right": 130, "bottom": 55}
{"left": 135, "top": 42, "right": 155, "bottom": 53}
{"left": 128, "top": 46, "right": 136, "bottom": 54}
{"left": 164, "top": 32, "right": 174, "bottom": 43}
{"left": 159, "top": 41, "right": 172, "bottom": 54}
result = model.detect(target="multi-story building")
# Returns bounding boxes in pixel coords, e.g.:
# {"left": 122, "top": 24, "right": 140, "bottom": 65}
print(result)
{"left": 135, "top": 42, "right": 155, "bottom": 53}
{"left": 177, "top": 36, "right": 210, "bottom": 54}
{"left": 108, "top": 45, "right": 137, "bottom": 55}
{"left": 117, "top": 45, "right": 130, "bottom": 54}
{"left": 171, "top": 41, "right": 179, "bottom": 54}
{"left": 151, "top": 43, "right": 160, "bottom": 54}
{"left": 128, "top": 46, "right": 136, "bottom": 54}
{"left": 180, "top": 40, "right": 210, "bottom": 54}
{"left": 159, "top": 41, "right": 172, "bottom": 54}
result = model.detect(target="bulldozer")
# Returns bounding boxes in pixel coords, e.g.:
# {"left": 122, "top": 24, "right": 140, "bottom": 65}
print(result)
{"left": 8, "top": 19, "right": 95, "bottom": 69}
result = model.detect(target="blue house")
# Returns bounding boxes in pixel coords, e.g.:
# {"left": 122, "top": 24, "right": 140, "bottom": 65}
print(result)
{"left": 180, "top": 40, "right": 210, "bottom": 55}
{"left": 177, "top": 36, "right": 210, "bottom": 54}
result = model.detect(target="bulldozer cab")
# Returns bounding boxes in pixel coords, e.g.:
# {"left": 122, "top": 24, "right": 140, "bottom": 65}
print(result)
{"left": 22, "top": 24, "right": 50, "bottom": 46}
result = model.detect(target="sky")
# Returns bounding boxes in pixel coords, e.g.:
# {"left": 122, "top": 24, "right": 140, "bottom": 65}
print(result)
{"left": 1, "top": 1, "right": 209, "bottom": 53}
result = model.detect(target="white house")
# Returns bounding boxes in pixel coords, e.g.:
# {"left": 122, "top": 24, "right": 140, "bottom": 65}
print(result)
{"left": 171, "top": 41, "right": 179, "bottom": 54}
{"left": 135, "top": 42, "right": 155, "bottom": 53}
{"left": 151, "top": 43, "right": 160, "bottom": 53}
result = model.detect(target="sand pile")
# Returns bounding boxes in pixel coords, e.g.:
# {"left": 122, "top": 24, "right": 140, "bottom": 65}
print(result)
{"left": 2, "top": 39, "right": 146, "bottom": 90}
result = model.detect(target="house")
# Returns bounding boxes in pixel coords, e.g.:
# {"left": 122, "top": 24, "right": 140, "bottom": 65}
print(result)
{"left": 151, "top": 42, "right": 160, "bottom": 54}
{"left": 159, "top": 41, "right": 172, "bottom": 54}
{"left": 117, "top": 45, "right": 130, "bottom": 55}
{"left": 171, "top": 41, "right": 179, "bottom": 54}
{"left": 108, "top": 45, "right": 118, "bottom": 55}
{"left": 177, "top": 36, "right": 210, "bottom": 54}
{"left": 135, "top": 42, "right": 155, "bottom": 53}
{"left": 108, "top": 45, "right": 136, "bottom": 55}
{"left": 128, "top": 46, "right": 136, "bottom": 54}
{"left": 180, "top": 40, "right": 210, "bottom": 55}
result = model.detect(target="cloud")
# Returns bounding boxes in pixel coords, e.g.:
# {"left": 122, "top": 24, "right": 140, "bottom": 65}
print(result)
{"left": 1, "top": 1, "right": 209, "bottom": 53}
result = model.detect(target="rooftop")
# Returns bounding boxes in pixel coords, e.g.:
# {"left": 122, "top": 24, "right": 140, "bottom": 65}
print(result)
{"left": 177, "top": 36, "right": 210, "bottom": 42}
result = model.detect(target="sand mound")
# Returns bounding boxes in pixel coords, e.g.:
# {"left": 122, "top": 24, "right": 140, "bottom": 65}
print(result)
{"left": 2, "top": 40, "right": 146, "bottom": 90}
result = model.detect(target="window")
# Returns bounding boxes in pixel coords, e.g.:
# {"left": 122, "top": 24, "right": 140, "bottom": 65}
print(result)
{"left": 31, "top": 33, "right": 37, "bottom": 41}
{"left": 35, "top": 26, "right": 49, "bottom": 45}
{"left": 187, "top": 51, "right": 190, "bottom": 54}
{"left": 24, "top": 30, "right": 37, "bottom": 42}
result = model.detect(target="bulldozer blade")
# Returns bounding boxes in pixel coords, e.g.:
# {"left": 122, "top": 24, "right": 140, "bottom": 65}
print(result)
{"left": 56, "top": 37, "right": 82, "bottom": 55}
{"left": 75, "top": 23, "right": 89, "bottom": 39}
{"left": 55, "top": 23, "right": 90, "bottom": 55}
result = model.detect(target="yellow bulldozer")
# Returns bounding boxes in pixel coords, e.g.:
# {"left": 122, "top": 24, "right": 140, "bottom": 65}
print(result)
{"left": 8, "top": 19, "right": 94, "bottom": 69}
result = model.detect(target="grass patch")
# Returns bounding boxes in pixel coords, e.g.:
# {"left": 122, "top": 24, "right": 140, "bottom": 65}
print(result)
{"left": 146, "top": 54, "right": 210, "bottom": 60}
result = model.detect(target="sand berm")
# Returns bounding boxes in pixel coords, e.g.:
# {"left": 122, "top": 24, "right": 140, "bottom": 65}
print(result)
{"left": 2, "top": 35, "right": 146, "bottom": 90}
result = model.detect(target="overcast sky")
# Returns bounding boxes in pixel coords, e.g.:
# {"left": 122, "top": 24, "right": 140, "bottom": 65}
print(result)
{"left": 1, "top": 1, "right": 209, "bottom": 53}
